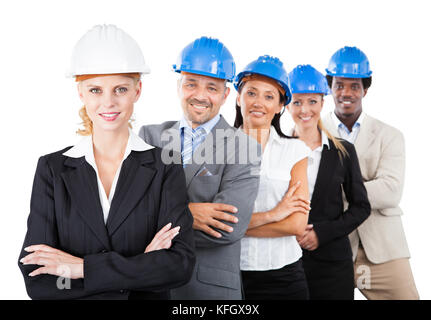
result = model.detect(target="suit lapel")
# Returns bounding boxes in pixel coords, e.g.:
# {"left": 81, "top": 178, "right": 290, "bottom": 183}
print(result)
{"left": 106, "top": 150, "right": 157, "bottom": 236}
{"left": 61, "top": 157, "right": 111, "bottom": 250}
{"left": 310, "top": 142, "right": 338, "bottom": 209}
{"left": 152, "top": 120, "right": 196, "bottom": 186}
{"left": 352, "top": 114, "right": 374, "bottom": 155}
{"left": 184, "top": 115, "right": 232, "bottom": 187}
{"left": 160, "top": 122, "right": 181, "bottom": 151}
{"left": 184, "top": 135, "right": 214, "bottom": 187}
{"left": 323, "top": 112, "right": 375, "bottom": 154}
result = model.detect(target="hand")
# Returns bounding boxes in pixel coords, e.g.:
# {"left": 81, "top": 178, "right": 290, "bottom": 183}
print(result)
{"left": 297, "top": 224, "right": 319, "bottom": 251}
{"left": 188, "top": 202, "right": 238, "bottom": 238}
{"left": 20, "top": 244, "right": 84, "bottom": 279}
{"left": 271, "top": 181, "right": 311, "bottom": 222}
{"left": 145, "top": 223, "right": 180, "bottom": 253}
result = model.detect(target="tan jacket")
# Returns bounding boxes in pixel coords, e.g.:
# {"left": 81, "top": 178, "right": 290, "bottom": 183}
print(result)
{"left": 322, "top": 113, "right": 410, "bottom": 264}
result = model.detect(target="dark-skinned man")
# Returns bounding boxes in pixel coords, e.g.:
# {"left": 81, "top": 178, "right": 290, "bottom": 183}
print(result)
{"left": 322, "top": 46, "right": 419, "bottom": 300}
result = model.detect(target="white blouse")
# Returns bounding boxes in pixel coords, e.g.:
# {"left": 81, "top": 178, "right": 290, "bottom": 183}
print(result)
{"left": 287, "top": 128, "right": 330, "bottom": 200}
{"left": 240, "top": 126, "right": 311, "bottom": 271}
{"left": 63, "top": 129, "right": 154, "bottom": 224}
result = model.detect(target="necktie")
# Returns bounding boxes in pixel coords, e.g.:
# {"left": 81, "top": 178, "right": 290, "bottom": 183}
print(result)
{"left": 182, "top": 127, "right": 206, "bottom": 167}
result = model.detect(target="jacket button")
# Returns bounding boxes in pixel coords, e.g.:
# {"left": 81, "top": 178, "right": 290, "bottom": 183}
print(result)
{"left": 101, "top": 249, "right": 108, "bottom": 253}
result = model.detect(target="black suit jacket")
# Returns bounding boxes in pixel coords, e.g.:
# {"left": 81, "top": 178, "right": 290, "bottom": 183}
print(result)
{"left": 18, "top": 146, "right": 195, "bottom": 299}
{"left": 303, "top": 139, "right": 371, "bottom": 261}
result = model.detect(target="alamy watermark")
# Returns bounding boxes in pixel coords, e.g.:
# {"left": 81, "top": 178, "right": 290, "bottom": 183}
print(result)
{"left": 56, "top": 265, "right": 72, "bottom": 290}
{"left": 356, "top": 264, "right": 371, "bottom": 290}
{"left": 160, "top": 128, "right": 264, "bottom": 166}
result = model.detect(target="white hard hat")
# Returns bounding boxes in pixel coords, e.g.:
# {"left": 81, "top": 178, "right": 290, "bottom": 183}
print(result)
{"left": 66, "top": 24, "right": 150, "bottom": 78}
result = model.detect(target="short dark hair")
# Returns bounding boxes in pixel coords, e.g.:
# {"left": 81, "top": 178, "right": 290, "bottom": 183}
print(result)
{"left": 326, "top": 75, "right": 372, "bottom": 90}
{"left": 233, "top": 81, "right": 291, "bottom": 139}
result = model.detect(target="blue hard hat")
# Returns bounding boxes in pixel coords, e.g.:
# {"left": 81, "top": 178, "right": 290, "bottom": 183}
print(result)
{"left": 288, "top": 64, "right": 331, "bottom": 96}
{"left": 326, "top": 46, "right": 372, "bottom": 78}
{"left": 173, "top": 36, "right": 236, "bottom": 82}
{"left": 234, "top": 55, "right": 291, "bottom": 105}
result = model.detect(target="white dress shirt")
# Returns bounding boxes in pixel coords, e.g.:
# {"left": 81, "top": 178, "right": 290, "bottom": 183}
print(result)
{"left": 330, "top": 111, "right": 365, "bottom": 144}
{"left": 240, "top": 126, "right": 311, "bottom": 271}
{"left": 287, "top": 128, "right": 330, "bottom": 200}
{"left": 63, "top": 129, "right": 154, "bottom": 224}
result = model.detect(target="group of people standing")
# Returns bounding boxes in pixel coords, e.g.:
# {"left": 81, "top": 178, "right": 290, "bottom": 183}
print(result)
{"left": 18, "top": 24, "right": 419, "bottom": 300}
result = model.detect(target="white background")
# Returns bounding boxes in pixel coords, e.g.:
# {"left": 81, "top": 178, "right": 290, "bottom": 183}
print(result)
{"left": 0, "top": 0, "right": 429, "bottom": 299}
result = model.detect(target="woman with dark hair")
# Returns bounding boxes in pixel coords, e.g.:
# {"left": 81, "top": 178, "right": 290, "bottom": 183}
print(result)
{"left": 287, "top": 64, "right": 370, "bottom": 299}
{"left": 234, "top": 55, "right": 312, "bottom": 300}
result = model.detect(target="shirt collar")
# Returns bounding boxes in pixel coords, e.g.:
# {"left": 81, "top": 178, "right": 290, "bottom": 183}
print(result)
{"left": 320, "top": 130, "right": 330, "bottom": 150}
{"left": 286, "top": 127, "right": 330, "bottom": 150}
{"left": 356, "top": 112, "right": 365, "bottom": 126}
{"left": 179, "top": 114, "right": 221, "bottom": 135}
{"left": 270, "top": 126, "right": 284, "bottom": 144}
{"left": 331, "top": 111, "right": 365, "bottom": 130}
{"left": 63, "top": 128, "right": 154, "bottom": 164}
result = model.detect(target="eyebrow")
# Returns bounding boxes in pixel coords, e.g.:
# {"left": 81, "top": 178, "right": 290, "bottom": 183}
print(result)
{"left": 247, "top": 86, "right": 276, "bottom": 94}
{"left": 184, "top": 79, "right": 222, "bottom": 88}
{"left": 335, "top": 81, "right": 361, "bottom": 85}
{"left": 187, "top": 79, "right": 217, "bottom": 86}
{"left": 85, "top": 83, "right": 132, "bottom": 88}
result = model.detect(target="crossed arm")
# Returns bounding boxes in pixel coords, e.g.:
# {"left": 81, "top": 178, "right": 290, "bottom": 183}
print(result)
{"left": 190, "top": 161, "right": 261, "bottom": 248}
{"left": 18, "top": 157, "right": 194, "bottom": 299}
{"left": 245, "top": 158, "right": 310, "bottom": 237}
{"left": 20, "top": 223, "right": 181, "bottom": 279}
{"left": 188, "top": 158, "right": 311, "bottom": 242}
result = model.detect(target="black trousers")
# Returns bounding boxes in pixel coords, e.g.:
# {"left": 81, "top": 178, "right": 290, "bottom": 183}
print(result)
{"left": 302, "top": 253, "right": 354, "bottom": 300}
{"left": 241, "top": 259, "right": 309, "bottom": 300}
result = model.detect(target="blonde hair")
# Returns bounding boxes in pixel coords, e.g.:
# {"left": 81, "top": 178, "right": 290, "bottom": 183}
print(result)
{"left": 317, "top": 119, "right": 349, "bottom": 161}
{"left": 76, "top": 106, "right": 133, "bottom": 136}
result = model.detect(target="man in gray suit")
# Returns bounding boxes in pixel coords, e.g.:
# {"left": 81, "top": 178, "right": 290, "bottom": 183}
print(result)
{"left": 139, "top": 36, "right": 261, "bottom": 299}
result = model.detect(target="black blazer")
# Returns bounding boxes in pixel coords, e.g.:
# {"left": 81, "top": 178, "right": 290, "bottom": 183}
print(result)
{"left": 303, "top": 138, "right": 371, "bottom": 261}
{"left": 18, "top": 146, "right": 195, "bottom": 300}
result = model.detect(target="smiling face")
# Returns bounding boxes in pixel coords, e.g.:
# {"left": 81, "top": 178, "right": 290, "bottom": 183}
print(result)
{"left": 178, "top": 73, "right": 230, "bottom": 128}
{"left": 237, "top": 79, "right": 283, "bottom": 130}
{"left": 288, "top": 93, "right": 324, "bottom": 131}
{"left": 78, "top": 75, "right": 141, "bottom": 134}
{"left": 331, "top": 77, "right": 367, "bottom": 120}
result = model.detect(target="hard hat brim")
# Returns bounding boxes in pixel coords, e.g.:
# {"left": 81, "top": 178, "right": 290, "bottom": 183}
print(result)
{"left": 173, "top": 66, "right": 233, "bottom": 82}
{"left": 234, "top": 71, "right": 291, "bottom": 105}
{"left": 66, "top": 68, "right": 150, "bottom": 79}
{"left": 325, "top": 69, "right": 372, "bottom": 78}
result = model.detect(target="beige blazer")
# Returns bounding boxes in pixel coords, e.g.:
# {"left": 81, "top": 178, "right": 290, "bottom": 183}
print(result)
{"left": 322, "top": 113, "right": 410, "bottom": 264}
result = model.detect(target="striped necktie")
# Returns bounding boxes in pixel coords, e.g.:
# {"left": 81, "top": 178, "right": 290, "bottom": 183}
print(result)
{"left": 182, "top": 127, "right": 206, "bottom": 167}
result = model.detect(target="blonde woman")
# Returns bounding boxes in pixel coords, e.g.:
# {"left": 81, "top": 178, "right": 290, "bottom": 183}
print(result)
{"left": 18, "top": 25, "right": 195, "bottom": 300}
{"left": 287, "top": 64, "right": 370, "bottom": 299}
